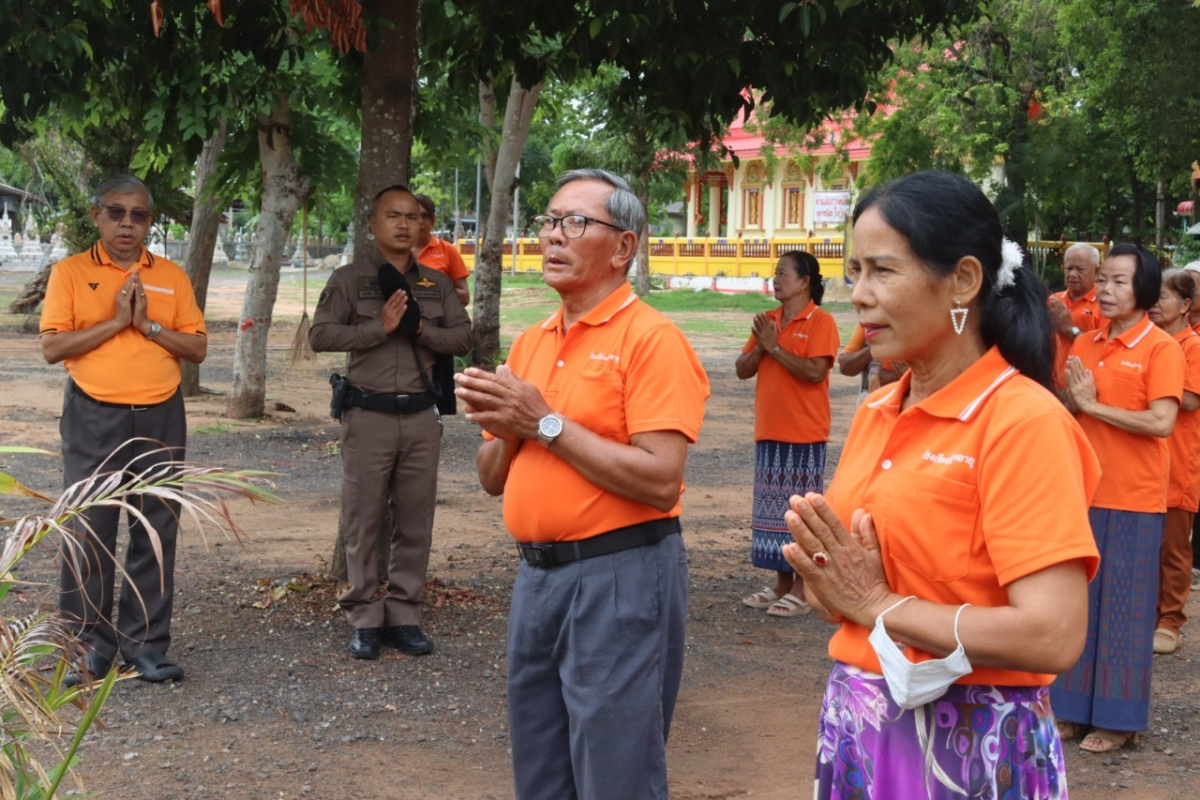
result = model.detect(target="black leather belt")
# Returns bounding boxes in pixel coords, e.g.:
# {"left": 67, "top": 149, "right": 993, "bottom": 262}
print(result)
{"left": 516, "top": 517, "right": 681, "bottom": 568}
{"left": 345, "top": 387, "right": 436, "bottom": 415}
{"left": 70, "top": 380, "right": 173, "bottom": 411}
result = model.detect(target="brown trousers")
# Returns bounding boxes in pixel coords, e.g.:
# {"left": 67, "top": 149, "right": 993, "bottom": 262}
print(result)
{"left": 1157, "top": 506, "right": 1194, "bottom": 633}
{"left": 338, "top": 405, "right": 441, "bottom": 628}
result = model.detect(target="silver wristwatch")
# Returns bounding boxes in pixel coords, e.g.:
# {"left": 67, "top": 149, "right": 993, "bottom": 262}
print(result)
{"left": 536, "top": 412, "right": 566, "bottom": 447}
{"left": 146, "top": 321, "right": 163, "bottom": 340}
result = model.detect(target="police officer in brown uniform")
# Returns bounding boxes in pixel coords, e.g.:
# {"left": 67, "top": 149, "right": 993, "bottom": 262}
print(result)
{"left": 310, "top": 185, "right": 471, "bottom": 659}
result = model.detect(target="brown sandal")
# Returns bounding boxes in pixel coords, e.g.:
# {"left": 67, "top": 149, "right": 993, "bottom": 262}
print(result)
{"left": 1079, "top": 728, "right": 1140, "bottom": 753}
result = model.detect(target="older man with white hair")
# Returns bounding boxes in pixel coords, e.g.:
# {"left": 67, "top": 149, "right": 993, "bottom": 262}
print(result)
{"left": 1049, "top": 242, "right": 1102, "bottom": 385}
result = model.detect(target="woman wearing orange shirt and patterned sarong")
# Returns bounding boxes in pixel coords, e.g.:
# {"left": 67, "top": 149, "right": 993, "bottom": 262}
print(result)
{"left": 780, "top": 172, "right": 1101, "bottom": 798}
{"left": 737, "top": 251, "right": 839, "bottom": 617}
{"left": 1147, "top": 269, "right": 1200, "bottom": 655}
{"left": 1053, "top": 244, "right": 1185, "bottom": 753}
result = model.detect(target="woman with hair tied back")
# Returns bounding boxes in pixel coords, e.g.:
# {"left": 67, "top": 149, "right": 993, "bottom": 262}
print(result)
{"left": 780, "top": 171, "right": 1100, "bottom": 798}
{"left": 737, "top": 250, "right": 839, "bottom": 617}
{"left": 1053, "top": 244, "right": 1185, "bottom": 754}
{"left": 1147, "top": 269, "right": 1200, "bottom": 656}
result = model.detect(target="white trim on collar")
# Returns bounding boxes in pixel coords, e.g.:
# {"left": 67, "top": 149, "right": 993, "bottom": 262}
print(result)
{"left": 957, "top": 366, "right": 1018, "bottom": 422}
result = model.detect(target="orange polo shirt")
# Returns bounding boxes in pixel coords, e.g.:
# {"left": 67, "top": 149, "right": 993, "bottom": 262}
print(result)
{"left": 824, "top": 347, "right": 1101, "bottom": 687}
{"left": 40, "top": 243, "right": 206, "bottom": 404}
{"left": 416, "top": 235, "right": 469, "bottom": 281}
{"left": 1070, "top": 315, "right": 1184, "bottom": 513}
{"left": 1167, "top": 327, "right": 1200, "bottom": 511}
{"left": 1051, "top": 288, "right": 1101, "bottom": 387}
{"left": 742, "top": 301, "right": 839, "bottom": 443}
{"left": 498, "top": 283, "right": 710, "bottom": 542}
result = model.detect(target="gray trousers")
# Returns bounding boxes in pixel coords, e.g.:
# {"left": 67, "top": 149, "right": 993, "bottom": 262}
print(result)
{"left": 338, "top": 405, "right": 441, "bottom": 628}
{"left": 507, "top": 532, "right": 688, "bottom": 800}
{"left": 59, "top": 383, "right": 185, "bottom": 663}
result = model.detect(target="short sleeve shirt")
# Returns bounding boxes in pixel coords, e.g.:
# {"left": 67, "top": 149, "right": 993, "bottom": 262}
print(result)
{"left": 742, "top": 301, "right": 839, "bottom": 443}
{"left": 416, "top": 236, "right": 469, "bottom": 281}
{"left": 825, "top": 347, "right": 1101, "bottom": 687}
{"left": 1167, "top": 327, "right": 1200, "bottom": 511}
{"left": 40, "top": 243, "right": 206, "bottom": 404}
{"left": 1069, "top": 315, "right": 1185, "bottom": 513}
{"left": 499, "top": 283, "right": 710, "bottom": 542}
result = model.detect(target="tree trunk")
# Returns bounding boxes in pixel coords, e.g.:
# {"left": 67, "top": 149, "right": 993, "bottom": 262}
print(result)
{"left": 227, "top": 97, "right": 309, "bottom": 420}
{"left": 478, "top": 76, "right": 498, "bottom": 196}
{"left": 1155, "top": 177, "right": 1166, "bottom": 251}
{"left": 181, "top": 118, "right": 228, "bottom": 397}
{"left": 351, "top": 0, "right": 422, "bottom": 263}
{"left": 8, "top": 260, "right": 52, "bottom": 313}
{"left": 631, "top": 149, "right": 652, "bottom": 297}
{"left": 333, "top": 0, "right": 423, "bottom": 583}
{"left": 472, "top": 76, "right": 543, "bottom": 368}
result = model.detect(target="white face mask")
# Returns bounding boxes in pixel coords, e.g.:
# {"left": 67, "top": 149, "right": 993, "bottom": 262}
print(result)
{"left": 868, "top": 596, "right": 973, "bottom": 710}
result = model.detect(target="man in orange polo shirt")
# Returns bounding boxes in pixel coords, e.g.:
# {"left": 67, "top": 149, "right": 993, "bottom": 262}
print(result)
{"left": 1050, "top": 243, "right": 1102, "bottom": 384}
{"left": 40, "top": 174, "right": 207, "bottom": 686}
{"left": 455, "top": 169, "right": 709, "bottom": 799}
{"left": 413, "top": 194, "right": 470, "bottom": 307}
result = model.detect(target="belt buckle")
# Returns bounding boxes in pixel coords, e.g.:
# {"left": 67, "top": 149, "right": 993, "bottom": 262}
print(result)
{"left": 520, "top": 542, "right": 556, "bottom": 568}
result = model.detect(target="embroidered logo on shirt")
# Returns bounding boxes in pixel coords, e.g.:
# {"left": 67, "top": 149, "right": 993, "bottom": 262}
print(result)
{"left": 416, "top": 277, "right": 437, "bottom": 288}
{"left": 88, "top": 283, "right": 99, "bottom": 291}
{"left": 922, "top": 450, "right": 976, "bottom": 469}
{"left": 1120, "top": 360, "right": 1143, "bottom": 370}
{"left": 791, "top": 332, "right": 809, "bottom": 339}
{"left": 143, "top": 285, "right": 175, "bottom": 295}
{"left": 589, "top": 352, "right": 620, "bottom": 362}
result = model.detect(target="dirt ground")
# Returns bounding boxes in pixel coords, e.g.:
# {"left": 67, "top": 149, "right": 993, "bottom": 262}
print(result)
{"left": 3, "top": 268, "right": 1200, "bottom": 799}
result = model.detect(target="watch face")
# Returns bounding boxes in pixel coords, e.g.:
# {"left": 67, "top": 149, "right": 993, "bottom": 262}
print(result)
{"left": 539, "top": 415, "right": 564, "bottom": 439}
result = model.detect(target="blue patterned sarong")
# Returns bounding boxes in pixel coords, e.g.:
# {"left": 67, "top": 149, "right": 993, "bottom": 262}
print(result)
{"left": 751, "top": 439, "right": 826, "bottom": 572}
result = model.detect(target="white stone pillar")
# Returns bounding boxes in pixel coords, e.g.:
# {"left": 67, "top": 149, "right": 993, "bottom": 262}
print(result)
{"left": 707, "top": 182, "right": 721, "bottom": 238}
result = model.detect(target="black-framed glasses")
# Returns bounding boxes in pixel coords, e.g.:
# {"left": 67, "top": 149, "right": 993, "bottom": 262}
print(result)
{"left": 98, "top": 202, "right": 153, "bottom": 225}
{"left": 531, "top": 214, "right": 626, "bottom": 239}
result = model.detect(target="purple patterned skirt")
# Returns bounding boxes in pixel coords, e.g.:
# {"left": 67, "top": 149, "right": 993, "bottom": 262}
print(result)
{"left": 815, "top": 662, "right": 1068, "bottom": 800}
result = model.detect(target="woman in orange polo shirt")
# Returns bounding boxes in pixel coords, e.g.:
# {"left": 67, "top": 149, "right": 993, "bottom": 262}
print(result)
{"left": 1146, "top": 269, "right": 1200, "bottom": 656}
{"left": 737, "top": 250, "right": 839, "bottom": 617}
{"left": 1053, "top": 243, "right": 1184, "bottom": 753}
{"left": 780, "top": 172, "right": 1100, "bottom": 797}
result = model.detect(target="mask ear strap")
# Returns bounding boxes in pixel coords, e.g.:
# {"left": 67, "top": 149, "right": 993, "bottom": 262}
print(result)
{"left": 876, "top": 595, "right": 917, "bottom": 624}
{"left": 952, "top": 603, "right": 972, "bottom": 647}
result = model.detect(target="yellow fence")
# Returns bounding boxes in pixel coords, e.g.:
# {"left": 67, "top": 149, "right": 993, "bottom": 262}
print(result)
{"left": 458, "top": 237, "right": 1108, "bottom": 279}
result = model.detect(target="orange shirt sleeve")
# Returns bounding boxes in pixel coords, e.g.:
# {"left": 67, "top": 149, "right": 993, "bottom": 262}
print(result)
{"left": 810, "top": 309, "right": 840, "bottom": 359}
{"left": 1147, "top": 338, "right": 1186, "bottom": 403}
{"left": 844, "top": 323, "right": 865, "bottom": 353}
{"left": 624, "top": 323, "right": 709, "bottom": 442}
{"left": 168, "top": 265, "right": 207, "bottom": 335}
{"left": 979, "top": 407, "right": 1101, "bottom": 586}
{"left": 40, "top": 260, "right": 78, "bottom": 334}
{"left": 445, "top": 244, "right": 469, "bottom": 280}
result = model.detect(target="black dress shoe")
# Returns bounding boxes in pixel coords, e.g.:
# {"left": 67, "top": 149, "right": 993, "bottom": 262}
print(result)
{"left": 382, "top": 625, "right": 433, "bottom": 656}
{"left": 64, "top": 652, "right": 114, "bottom": 689}
{"left": 125, "top": 649, "right": 184, "bottom": 683}
{"left": 350, "top": 627, "right": 382, "bottom": 660}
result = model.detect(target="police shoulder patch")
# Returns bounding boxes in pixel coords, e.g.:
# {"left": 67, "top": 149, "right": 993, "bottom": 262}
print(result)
{"left": 317, "top": 287, "right": 333, "bottom": 308}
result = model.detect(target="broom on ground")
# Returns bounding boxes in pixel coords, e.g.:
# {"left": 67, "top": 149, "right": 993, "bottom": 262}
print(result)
{"left": 290, "top": 202, "right": 316, "bottom": 365}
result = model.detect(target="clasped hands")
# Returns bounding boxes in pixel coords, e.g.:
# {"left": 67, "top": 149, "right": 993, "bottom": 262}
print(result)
{"left": 781, "top": 493, "right": 894, "bottom": 627}
{"left": 751, "top": 313, "right": 779, "bottom": 353}
{"left": 1064, "top": 356, "right": 1097, "bottom": 412}
{"left": 454, "top": 366, "right": 553, "bottom": 441}
{"left": 111, "top": 270, "right": 155, "bottom": 336}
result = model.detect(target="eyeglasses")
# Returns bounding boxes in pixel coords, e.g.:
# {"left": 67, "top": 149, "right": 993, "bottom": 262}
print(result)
{"left": 531, "top": 214, "right": 626, "bottom": 239}
{"left": 98, "top": 202, "right": 153, "bottom": 225}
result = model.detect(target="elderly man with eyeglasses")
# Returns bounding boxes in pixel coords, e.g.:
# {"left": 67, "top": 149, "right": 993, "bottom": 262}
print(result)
{"left": 456, "top": 169, "right": 710, "bottom": 799}
{"left": 40, "top": 174, "right": 207, "bottom": 687}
